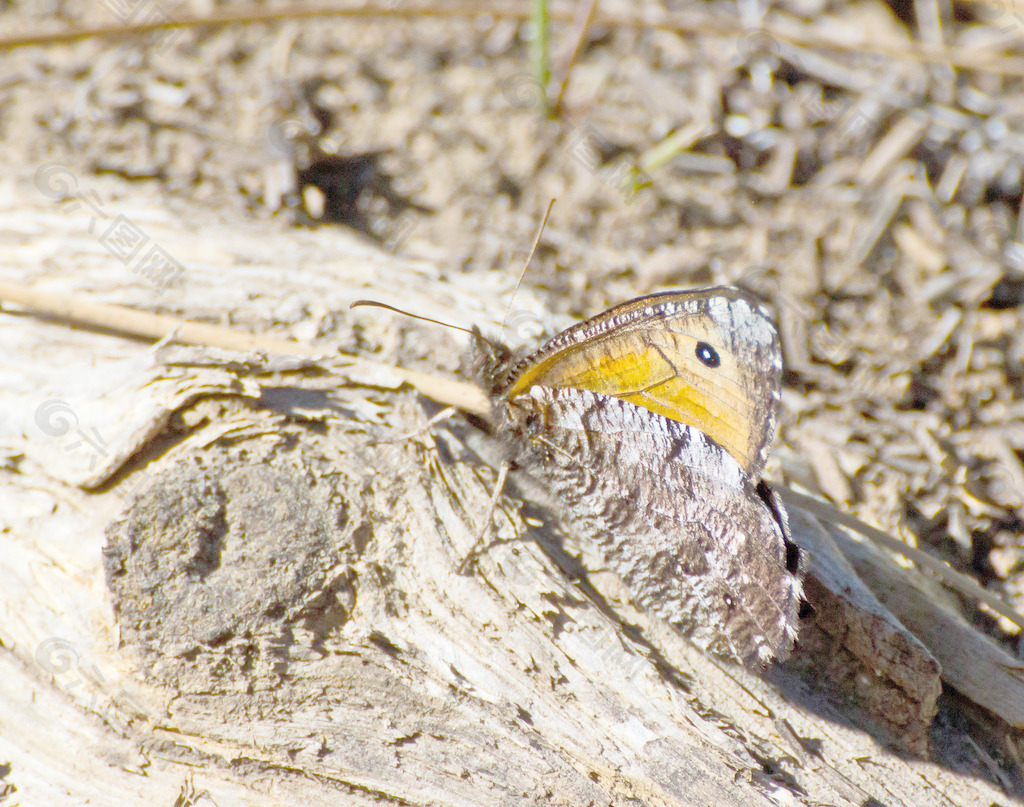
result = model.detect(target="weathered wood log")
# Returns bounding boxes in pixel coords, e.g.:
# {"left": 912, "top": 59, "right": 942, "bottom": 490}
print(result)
{"left": 0, "top": 175, "right": 1015, "bottom": 806}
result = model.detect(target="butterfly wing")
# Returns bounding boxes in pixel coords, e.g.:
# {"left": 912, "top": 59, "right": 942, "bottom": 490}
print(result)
{"left": 506, "top": 387, "right": 801, "bottom": 665}
{"left": 504, "top": 288, "right": 782, "bottom": 477}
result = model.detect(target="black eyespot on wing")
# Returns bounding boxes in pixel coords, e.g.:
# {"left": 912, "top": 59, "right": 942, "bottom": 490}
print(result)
{"left": 695, "top": 341, "right": 720, "bottom": 368}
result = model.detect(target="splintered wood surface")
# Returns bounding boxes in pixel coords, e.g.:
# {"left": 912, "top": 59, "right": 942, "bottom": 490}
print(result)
{"left": 2, "top": 0, "right": 1024, "bottom": 804}
{"left": 0, "top": 181, "right": 1016, "bottom": 806}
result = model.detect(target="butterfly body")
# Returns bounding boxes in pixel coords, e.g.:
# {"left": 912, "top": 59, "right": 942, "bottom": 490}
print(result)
{"left": 471, "top": 287, "right": 802, "bottom": 666}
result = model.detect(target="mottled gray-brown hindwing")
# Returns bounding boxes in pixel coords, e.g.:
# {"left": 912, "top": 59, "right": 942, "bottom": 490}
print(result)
{"left": 504, "top": 386, "right": 801, "bottom": 665}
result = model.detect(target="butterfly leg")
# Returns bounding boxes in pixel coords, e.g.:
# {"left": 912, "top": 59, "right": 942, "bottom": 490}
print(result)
{"left": 368, "top": 405, "right": 458, "bottom": 446}
{"left": 457, "top": 461, "right": 509, "bottom": 575}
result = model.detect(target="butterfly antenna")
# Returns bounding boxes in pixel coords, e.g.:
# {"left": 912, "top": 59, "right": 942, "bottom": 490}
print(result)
{"left": 350, "top": 300, "right": 506, "bottom": 353}
{"left": 349, "top": 300, "right": 476, "bottom": 336}
{"left": 501, "top": 198, "right": 555, "bottom": 333}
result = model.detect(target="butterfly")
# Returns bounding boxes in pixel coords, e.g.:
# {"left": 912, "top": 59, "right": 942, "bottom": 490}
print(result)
{"left": 468, "top": 286, "right": 803, "bottom": 665}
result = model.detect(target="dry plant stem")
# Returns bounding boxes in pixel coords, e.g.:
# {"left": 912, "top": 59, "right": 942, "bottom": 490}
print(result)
{"left": 0, "top": 280, "right": 323, "bottom": 355}
{"left": 551, "top": 0, "right": 599, "bottom": 116}
{"left": 3, "top": 3, "right": 1024, "bottom": 76}
{"left": 0, "top": 280, "right": 491, "bottom": 415}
